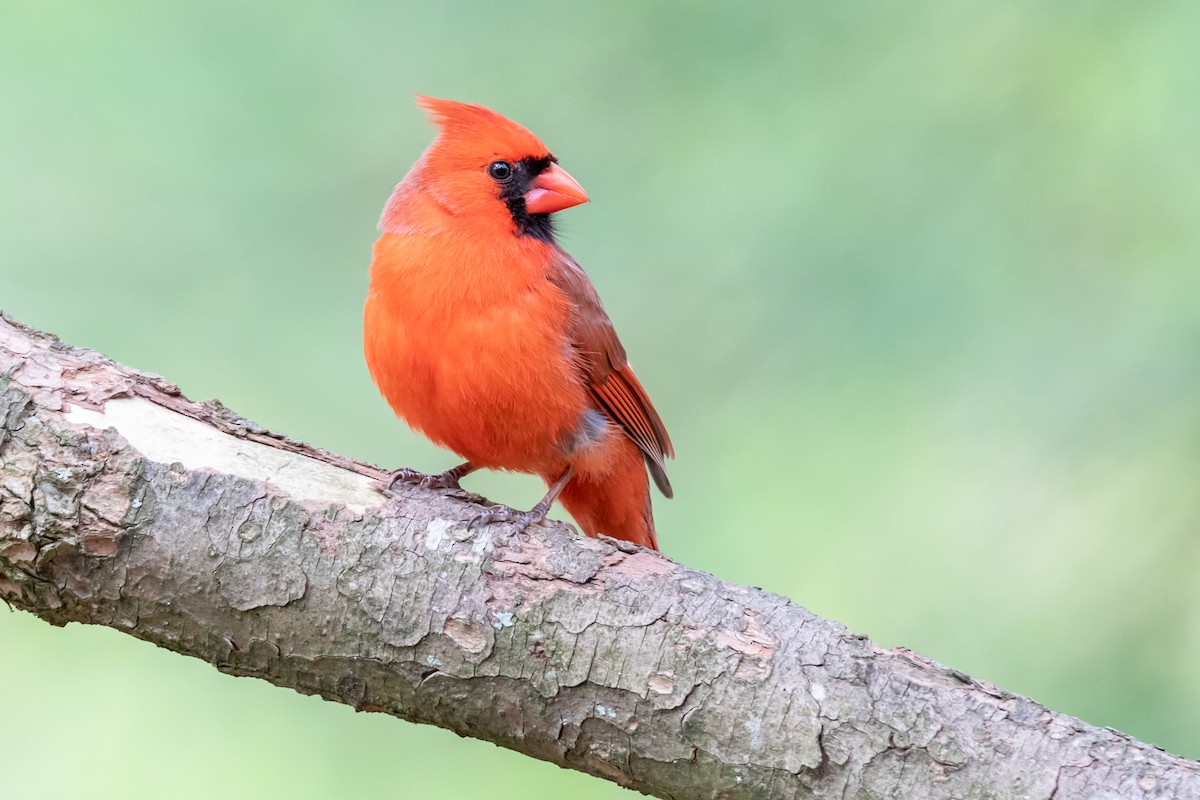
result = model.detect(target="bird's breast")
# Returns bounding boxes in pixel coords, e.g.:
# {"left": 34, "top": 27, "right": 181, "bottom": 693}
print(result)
{"left": 364, "top": 232, "right": 589, "bottom": 472}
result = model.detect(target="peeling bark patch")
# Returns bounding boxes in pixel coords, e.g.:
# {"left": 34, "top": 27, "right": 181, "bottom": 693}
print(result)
{"left": 607, "top": 550, "right": 676, "bottom": 580}
{"left": 486, "top": 540, "right": 605, "bottom": 606}
{"left": 79, "top": 533, "right": 118, "bottom": 557}
{"left": 0, "top": 541, "right": 36, "bottom": 564}
{"left": 647, "top": 674, "right": 674, "bottom": 694}
{"left": 714, "top": 612, "right": 777, "bottom": 661}
{"left": 443, "top": 618, "right": 488, "bottom": 653}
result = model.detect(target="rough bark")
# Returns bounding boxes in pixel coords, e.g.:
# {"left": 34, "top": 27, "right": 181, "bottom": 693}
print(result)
{"left": 0, "top": 313, "right": 1195, "bottom": 800}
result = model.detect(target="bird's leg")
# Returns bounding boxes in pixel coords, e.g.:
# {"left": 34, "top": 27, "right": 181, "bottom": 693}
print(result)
{"left": 470, "top": 467, "right": 575, "bottom": 532}
{"left": 386, "top": 461, "right": 478, "bottom": 492}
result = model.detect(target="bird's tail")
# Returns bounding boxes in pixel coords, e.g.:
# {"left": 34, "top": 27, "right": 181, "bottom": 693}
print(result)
{"left": 557, "top": 438, "right": 658, "bottom": 550}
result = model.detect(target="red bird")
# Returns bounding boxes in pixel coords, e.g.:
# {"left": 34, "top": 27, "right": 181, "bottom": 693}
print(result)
{"left": 364, "top": 96, "right": 673, "bottom": 550}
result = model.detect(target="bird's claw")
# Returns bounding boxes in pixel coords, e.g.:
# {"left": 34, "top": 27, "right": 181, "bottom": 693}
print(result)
{"left": 386, "top": 467, "right": 464, "bottom": 492}
{"left": 468, "top": 504, "right": 547, "bottom": 533}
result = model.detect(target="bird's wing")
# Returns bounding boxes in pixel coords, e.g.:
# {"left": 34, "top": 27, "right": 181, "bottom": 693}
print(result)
{"left": 548, "top": 251, "right": 674, "bottom": 497}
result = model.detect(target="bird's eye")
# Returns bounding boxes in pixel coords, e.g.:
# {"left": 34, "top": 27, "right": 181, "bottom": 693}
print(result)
{"left": 487, "top": 161, "right": 514, "bottom": 182}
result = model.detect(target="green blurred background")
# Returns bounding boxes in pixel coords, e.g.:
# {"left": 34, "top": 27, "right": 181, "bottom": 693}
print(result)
{"left": 3, "top": 1, "right": 1198, "bottom": 796}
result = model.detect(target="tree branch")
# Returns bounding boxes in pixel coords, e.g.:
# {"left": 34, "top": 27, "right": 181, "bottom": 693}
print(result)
{"left": 1, "top": 313, "right": 1196, "bottom": 800}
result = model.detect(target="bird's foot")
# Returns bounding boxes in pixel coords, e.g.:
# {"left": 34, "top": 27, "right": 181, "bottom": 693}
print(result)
{"left": 466, "top": 467, "right": 573, "bottom": 533}
{"left": 469, "top": 503, "right": 550, "bottom": 533}
{"left": 384, "top": 464, "right": 484, "bottom": 504}
{"left": 386, "top": 467, "right": 460, "bottom": 491}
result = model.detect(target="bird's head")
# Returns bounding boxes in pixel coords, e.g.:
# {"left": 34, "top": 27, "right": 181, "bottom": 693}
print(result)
{"left": 381, "top": 95, "right": 589, "bottom": 242}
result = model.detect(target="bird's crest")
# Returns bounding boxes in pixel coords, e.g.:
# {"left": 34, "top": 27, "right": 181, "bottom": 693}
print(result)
{"left": 415, "top": 95, "right": 548, "bottom": 159}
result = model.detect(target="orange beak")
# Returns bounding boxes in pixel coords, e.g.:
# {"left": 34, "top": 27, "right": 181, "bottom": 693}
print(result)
{"left": 524, "top": 163, "right": 589, "bottom": 215}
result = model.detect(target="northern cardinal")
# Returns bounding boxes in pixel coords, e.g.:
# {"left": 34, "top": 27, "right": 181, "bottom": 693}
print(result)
{"left": 363, "top": 96, "right": 673, "bottom": 550}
